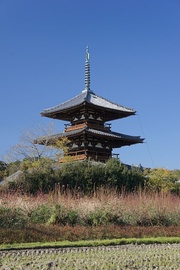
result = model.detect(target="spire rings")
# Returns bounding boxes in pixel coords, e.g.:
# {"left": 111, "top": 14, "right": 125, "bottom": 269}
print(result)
{"left": 85, "top": 46, "right": 90, "bottom": 91}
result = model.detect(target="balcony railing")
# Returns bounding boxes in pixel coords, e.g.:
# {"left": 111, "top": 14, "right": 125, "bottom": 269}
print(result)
{"left": 59, "top": 154, "right": 87, "bottom": 163}
{"left": 65, "top": 122, "right": 111, "bottom": 132}
{"left": 65, "top": 123, "right": 86, "bottom": 132}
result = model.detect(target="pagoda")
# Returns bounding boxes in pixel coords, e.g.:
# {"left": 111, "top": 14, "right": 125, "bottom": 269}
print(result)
{"left": 38, "top": 47, "right": 144, "bottom": 162}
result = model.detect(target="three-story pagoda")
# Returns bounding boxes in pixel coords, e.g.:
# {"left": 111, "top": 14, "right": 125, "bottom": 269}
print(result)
{"left": 39, "top": 47, "right": 144, "bottom": 162}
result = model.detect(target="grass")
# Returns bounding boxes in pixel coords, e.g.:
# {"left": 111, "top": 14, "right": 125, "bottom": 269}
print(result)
{"left": 0, "top": 236, "right": 180, "bottom": 250}
{"left": 0, "top": 188, "right": 179, "bottom": 224}
{"left": 0, "top": 188, "right": 179, "bottom": 243}
{"left": 0, "top": 188, "right": 179, "bottom": 269}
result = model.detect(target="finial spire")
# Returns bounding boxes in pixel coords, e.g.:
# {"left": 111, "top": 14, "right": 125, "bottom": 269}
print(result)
{"left": 85, "top": 46, "right": 90, "bottom": 91}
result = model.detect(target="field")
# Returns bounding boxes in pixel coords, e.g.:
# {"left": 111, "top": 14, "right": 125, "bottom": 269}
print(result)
{"left": 1, "top": 244, "right": 180, "bottom": 269}
{"left": 0, "top": 188, "right": 179, "bottom": 269}
{"left": 0, "top": 188, "right": 180, "bottom": 243}
{"left": 0, "top": 189, "right": 179, "bottom": 269}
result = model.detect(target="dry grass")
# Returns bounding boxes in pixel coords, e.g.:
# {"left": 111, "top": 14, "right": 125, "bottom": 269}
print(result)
{"left": 0, "top": 187, "right": 179, "bottom": 216}
{"left": 0, "top": 188, "right": 179, "bottom": 243}
{"left": 0, "top": 188, "right": 180, "bottom": 212}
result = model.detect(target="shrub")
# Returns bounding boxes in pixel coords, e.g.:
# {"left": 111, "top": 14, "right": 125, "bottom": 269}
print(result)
{"left": 3, "top": 158, "right": 179, "bottom": 195}
{"left": 105, "top": 159, "right": 145, "bottom": 192}
{"left": 47, "top": 205, "right": 80, "bottom": 226}
{"left": 30, "top": 204, "right": 53, "bottom": 224}
{"left": 54, "top": 159, "right": 146, "bottom": 194}
{"left": 85, "top": 209, "right": 111, "bottom": 226}
{"left": 0, "top": 207, "right": 27, "bottom": 229}
{"left": 54, "top": 161, "right": 106, "bottom": 192}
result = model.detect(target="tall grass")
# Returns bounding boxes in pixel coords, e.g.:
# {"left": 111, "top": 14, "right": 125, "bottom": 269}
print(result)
{"left": 0, "top": 187, "right": 179, "bottom": 227}
{"left": 0, "top": 188, "right": 179, "bottom": 243}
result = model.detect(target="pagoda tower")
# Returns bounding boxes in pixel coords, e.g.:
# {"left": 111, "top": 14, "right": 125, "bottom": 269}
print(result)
{"left": 38, "top": 47, "right": 144, "bottom": 162}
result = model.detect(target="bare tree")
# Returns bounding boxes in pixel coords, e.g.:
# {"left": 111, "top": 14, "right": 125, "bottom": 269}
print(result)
{"left": 3, "top": 122, "right": 63, "bottom": 163}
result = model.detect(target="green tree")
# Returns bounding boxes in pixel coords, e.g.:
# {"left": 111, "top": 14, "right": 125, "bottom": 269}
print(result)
{"left": 145, "top": 168, "right": 179, "bottom": 193}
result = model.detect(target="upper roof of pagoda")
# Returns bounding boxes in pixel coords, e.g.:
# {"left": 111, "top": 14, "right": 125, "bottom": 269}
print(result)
{"left": 40, "top": 89, "right": 135, "bottom": 121}
{"left": 41, "top": 47, "right": 136, "bottom": 122}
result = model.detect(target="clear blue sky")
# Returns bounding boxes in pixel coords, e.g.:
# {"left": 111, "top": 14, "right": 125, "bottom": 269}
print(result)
{"left": 0, "top": 0, "right": 180, "bottom": 169}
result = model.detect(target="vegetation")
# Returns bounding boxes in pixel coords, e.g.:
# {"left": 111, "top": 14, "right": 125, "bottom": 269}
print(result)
{"left": 0, "top": 187, "right": 179, "bottom": 243}
{"left": 1, "top": 135, "right": 180, "bottom": 247}
{"left": 1, "top": 123, "right": 179, "bottom": 194}
{"left": 0, "top": 243, "right": 180, "bottom": 269}
{"left": 1, "top": 237, "right": 180, "bottom": 250}
{"left": 0, "top": 161, "right": 179, "bottom": 270}
{"left": 0, "top": 224, "right": 180, "bottom": 244}
{"left": 0, "top": 161, "right": 7, "bottom": 181}
{"left": 1, "top": 158, "right": 180, "bottom": 194}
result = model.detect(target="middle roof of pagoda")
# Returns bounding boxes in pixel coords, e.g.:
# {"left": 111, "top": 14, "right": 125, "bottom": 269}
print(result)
{"left": 41, "top": 89, "right": 136, "bottom": 121}
{"left": 35, "top": 126, "right": 144, "bottom": 148}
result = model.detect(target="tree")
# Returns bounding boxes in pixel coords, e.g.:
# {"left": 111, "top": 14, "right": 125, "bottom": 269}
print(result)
{"left": 0, "top": 161, "right": 7, "bottom": 180}
{"left": 145, "top": 168, "right": 179, "bottom": 193}
{"left": 54, "top": 137, "right": 71, "bottom": 162}
{"left": 3, "top": 123, "right": 62, "bottom": 163}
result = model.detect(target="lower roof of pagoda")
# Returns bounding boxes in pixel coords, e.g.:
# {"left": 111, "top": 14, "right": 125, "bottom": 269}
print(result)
{"left": 40, "top": 89, "right": 135, "bottom": 121}
{"left": 36, "top": 127, "right": 144, "bottom": 148}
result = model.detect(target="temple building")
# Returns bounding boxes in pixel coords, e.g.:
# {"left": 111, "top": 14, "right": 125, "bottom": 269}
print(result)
{"left": 38, "top": 47, "right": 144, "bottom": 163}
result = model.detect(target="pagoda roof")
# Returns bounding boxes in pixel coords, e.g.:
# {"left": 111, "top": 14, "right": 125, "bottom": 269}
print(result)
{"left": 41, "top": 89, "right": 135, "bottom": 121}
{"left": 36, "top": 127, "right": 144, "bottom": 148}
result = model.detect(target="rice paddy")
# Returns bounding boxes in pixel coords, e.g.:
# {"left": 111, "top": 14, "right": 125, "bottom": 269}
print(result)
{"left": 1, "top": 243, "right": 180, "bottom": 269}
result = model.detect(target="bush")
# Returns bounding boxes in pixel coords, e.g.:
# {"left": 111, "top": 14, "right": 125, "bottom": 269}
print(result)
{"left": 0, "top": 207, "right": 27, "bottom": 229}
{"left": 85, "top": 209, "right": 111, "bottom": 226}
{"left": 47, "top": 205, "right": 80, "bottom": 226}
{"left": 105, "top": 159, "right": 145, "bottom": 192}
{"left": 4, "top": 158, "right": 179, "bottom": 195}
{"left": 54, "top": 159, "right": 146, "bottom": 194}
{"left": 54, "top": 161, "right": 106, "bottom": 192}
{"left": 20, "top": 169, "right": 55, "bottom": 194}
{"left": 30, "top": 204, "right": 53, "bottom": 224}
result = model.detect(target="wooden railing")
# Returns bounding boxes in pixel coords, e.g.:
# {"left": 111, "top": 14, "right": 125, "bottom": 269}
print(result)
{"left": 65, "top": 123, "right": 111, "bottom": 132}
{"left": 59, "top": 154, "right": 87, "bottom": 163}
{"left": 71, "top": 154, "right": 87, "bottom": 161}
{"left": 65, "top": 123, "right": 86, "bottom": 132}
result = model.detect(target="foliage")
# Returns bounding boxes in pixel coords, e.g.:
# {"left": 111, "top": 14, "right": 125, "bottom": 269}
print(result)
{"left": 85, "top": 208, "right": 111, "bottom": 226}
{"left": 0, "top": 206, "right": 27, "bottom": 229}
{"left": 4, "top": 158, "right": 56, "bottom": 194}
{"left": 1, "top": 157, "right": 180, "bottom": 195}
{"left": 144, "top": 167, "right": 180, "bottom": 193}
{"left": 0, "top": 161, "right": 7, "bottom": 180}
{"left": 2, "top": 160, "right": 21, "bottom": 178}
{"left": 1, "top": 122, "right": 180, "bottom": 195}
{"left": 20, "top": 168, "right": 55, "bottom": 195}
{"left": 54, "top": 161, "right": 106, "bottom": 192}
{"left": 47, "top": 204, "right": 79, "bottom": 226}
{"left": 0, "top": 187, "right": 179, "bottom": 243}
{"left": 30, "top": 204, "right": 53, "bottom": 224}
{"left": 54, "top": 137, "right": 71, "bottom": 158}
{"left": 53, "top": 159, "right": 146, "bottom": 194}
{"left": 0, "top": 189, "right": 179, "bottom": 232}
{"left": 0, "top": 161, "right": 6, "bottom": 172}
{"left": 4, "top": 159, "right": 110, "bottom": 194}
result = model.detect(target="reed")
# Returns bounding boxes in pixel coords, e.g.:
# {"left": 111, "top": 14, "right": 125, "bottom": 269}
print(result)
{"left": 0, "top": 188, "right": 179, "bottom": 227}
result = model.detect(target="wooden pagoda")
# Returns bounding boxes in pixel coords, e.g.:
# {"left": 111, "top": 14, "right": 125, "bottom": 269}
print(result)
{"left": 38, "top": 47, "right": 144, "bottom": 162}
